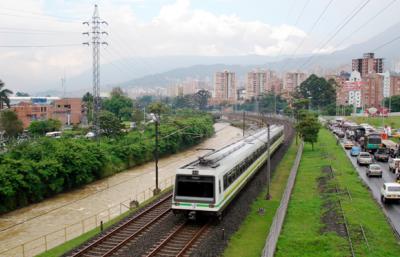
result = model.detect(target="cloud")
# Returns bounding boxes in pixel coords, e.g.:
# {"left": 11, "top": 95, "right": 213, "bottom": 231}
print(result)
{"left": 0, "top": 0, "right": 307, "bottom": 92}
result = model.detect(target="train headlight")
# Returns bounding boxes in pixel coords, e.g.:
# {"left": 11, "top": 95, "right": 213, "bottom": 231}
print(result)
{"left": 209, "top": 204, "right": 215, "bottom": 208}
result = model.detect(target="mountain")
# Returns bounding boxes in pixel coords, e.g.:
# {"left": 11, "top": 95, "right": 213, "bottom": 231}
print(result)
{"left": 42, "top": 22, "right": 400, "bottom": 95}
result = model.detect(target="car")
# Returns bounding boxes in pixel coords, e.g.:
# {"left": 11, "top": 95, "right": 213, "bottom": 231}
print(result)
{"left": 357, "top": 152, "right": 373, "bottom": 166}
{"left": 344, "top": 140, "right": 354, "bottom": 149}
{"left": 374, "top": 148, "right": 389, "bottom": 162}
{"left": 350, "top": 146, "right": 361, "bottom": 156}
{"left": 366, "top": 164, "right": 383, "bottom": 177}
{"left": 389, "top": 157, "right": 400, "bottom": 172}
{"left": 381, "top": 183, "right": 400, "bottom": 203}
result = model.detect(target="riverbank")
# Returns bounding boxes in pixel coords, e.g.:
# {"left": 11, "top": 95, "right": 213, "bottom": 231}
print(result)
{"left": 0, "top": 122, "right": 242, "bottom": 255}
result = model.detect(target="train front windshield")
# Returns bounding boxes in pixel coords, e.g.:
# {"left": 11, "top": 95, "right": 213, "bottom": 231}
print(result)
{"left": 175, "top": 175, "right": 215, "bottom": 203}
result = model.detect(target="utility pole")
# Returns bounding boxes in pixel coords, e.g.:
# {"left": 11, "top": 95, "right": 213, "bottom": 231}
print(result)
{"left": 83, "top": 4, "right": 108, "bottom": 137}
{"left": 153, "top": 114, "right": 161, "bottom": 195}
{"left": 242, "top": 111, "right": 246, "bottom": 137}
{"left": 266, "top": 123, "right": 271, "bottom": 200}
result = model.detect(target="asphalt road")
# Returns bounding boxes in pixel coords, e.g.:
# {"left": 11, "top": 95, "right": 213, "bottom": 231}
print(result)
{"left": 340, "top": 138, "right": 400, "bottom": 236}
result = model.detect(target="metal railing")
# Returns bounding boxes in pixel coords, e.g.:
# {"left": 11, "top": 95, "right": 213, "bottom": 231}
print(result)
{"left": 0, "top": 176, "right": 175, "bottom": 257}
{"left": 261, "top": 141, "right": 304, "bottom": 257}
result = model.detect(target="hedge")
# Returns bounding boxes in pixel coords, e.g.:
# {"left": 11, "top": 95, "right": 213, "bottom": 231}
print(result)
{"left": 0, "top": 114, "right": 214, "bottom": 213}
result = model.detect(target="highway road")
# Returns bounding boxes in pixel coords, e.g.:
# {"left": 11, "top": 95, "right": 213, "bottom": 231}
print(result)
{"left": 340, "top": 138, "right": 400, "bottom": 236}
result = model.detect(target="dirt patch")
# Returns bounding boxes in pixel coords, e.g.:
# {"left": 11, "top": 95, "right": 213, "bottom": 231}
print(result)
{"left": 319, "top": 166, "right": 347, "bottom": 237}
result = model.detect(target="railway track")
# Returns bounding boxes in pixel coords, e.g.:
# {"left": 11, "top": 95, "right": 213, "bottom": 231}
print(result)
{"left": 67, "top": 194, "right": 173, "bottom": 257}
{"left": 144, "top": 220, "right": 210, "bottom": 257}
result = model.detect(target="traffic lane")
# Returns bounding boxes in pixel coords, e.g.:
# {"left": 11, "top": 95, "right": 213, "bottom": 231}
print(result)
{"left": 342, "top": 146, "right": 400, "bottom": 234}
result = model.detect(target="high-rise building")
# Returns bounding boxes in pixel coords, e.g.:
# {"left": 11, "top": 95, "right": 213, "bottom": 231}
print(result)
{"left": 352, "top": 53, "right": 383, "bottom": 77}
{"left": 213, "top": 70, "right": 237, "bottom": 104}
{"left": 282, "top": 72, "right": 306, "bottom": 99}
{"left": 245, "top": 69, "right": 279, "bottom": 99}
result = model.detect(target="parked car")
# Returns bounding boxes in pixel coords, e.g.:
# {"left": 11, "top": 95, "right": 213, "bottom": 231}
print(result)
{"left": 357, "top": 152, "right": 373, "bottom": 166}
{"left": 381, "top": 183, "right": 400, "bottom": 203}
{"left": 344, "top": 140, "right": 354, "bottom": 149}
{"left": 350, "top": 146, "right": 361, "bottom": 156}
{"left": 374, "top": 148, "right": 389, "bottom": 162}
{"left": 389, "top": 157, "right": 400, "bottom": 173}
{"left": 366, "top": 164, "right": 383, "bottom": 177}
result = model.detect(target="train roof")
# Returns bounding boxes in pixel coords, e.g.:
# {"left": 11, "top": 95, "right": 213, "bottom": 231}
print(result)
{"left": 180, "top": 125, "right": 283, "bottom": 171}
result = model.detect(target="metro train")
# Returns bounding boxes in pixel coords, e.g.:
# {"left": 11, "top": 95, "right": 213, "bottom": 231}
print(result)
{"left": 171, "top": 125, "right": 285, "bottom": 217}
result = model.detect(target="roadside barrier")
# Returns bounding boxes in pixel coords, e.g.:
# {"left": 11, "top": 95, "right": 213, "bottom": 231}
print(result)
{"left": 261, "top": 141, "right": 304, "bottom": 257}
{"left": 0, "top": 175, "right": 175, "bottom": 257}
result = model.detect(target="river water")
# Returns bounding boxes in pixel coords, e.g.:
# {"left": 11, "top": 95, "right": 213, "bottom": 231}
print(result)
{"left": 0, "top": 123, "right": 242, "bottom": 255}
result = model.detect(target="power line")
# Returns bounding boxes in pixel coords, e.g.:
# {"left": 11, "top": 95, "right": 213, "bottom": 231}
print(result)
{"left": 275, "top": 0, "right": 311, "bottom": 59}
{"left": 0, "top": 27, "right": 79, "bottom": 33}
{"left": 0, "top": 7, "right": 81, "bottom": 21}
{"left": 299, "top": 0, "right": 371, "bottom": 70}
{"left": 0, "top": 43, "right": 81, "bottom": 48}
{"left": 333, "top": 0, "right": 397, "bottom": 49}
{"left": 372, "top": 34, "right": 400, "bottom": 52}
{"left": 283, "top": 0, "right": 335, "bottom": 71}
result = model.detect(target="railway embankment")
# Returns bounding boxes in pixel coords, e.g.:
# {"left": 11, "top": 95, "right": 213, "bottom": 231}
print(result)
{"left": 275, "top": 129, "right": 400, "bottom": 257}
{"left": 222, "top": 136, "right": 299, "bottom": 257}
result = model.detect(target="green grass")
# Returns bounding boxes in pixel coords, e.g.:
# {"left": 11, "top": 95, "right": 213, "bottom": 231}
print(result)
{"left": 275, "top": 129, "right": 400, "bottom": 257}
{"left": 223, "top": 138, "right": 298, "bottom": 257}
{"left": 348, "top": 116, "right": 400, "bottom": 129}
{"left": 37, "top": 188, "right": 172, "bottom": 257}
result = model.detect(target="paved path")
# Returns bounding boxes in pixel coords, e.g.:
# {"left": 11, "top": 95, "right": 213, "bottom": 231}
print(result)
{"left": 0, "top": 123, "right": 242, "bottom": 252}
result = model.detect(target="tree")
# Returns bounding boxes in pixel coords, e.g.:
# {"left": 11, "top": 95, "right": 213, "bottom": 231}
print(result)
{"left": 110, "top": 87, "right": 125, "bottom": 97}
{"left": 173, "top": 95, "right": 194, "bottom": 109}
{"left": 193, "top": 89, "right": 211, "bottom": 110}
{"left": 0, "top": 80, "right": 13, "bottom": 109}
{"left": 384, "top": 96, "right": 400, "bottom": 112}
{"left": 148, "top": 102, "right": 168, "bottom": 115}
{"left": 82, "top": 92, "right": 93, "bottom": 123}
{"left": 297, "top": 74, "right": 336, "bottom": 111}
{"left": 259, "top": 93, "right": 288, "bottom": 113}
{"left": 16, "top": 92, "right": 29, "bottom": 97}
{"left": 28, "top": 119, "right": 62, "bottom": 135}
{"left": 296, "top": 111, "right": 321, "bottom": 150}
{"left": 132, "top": 107, "right": 144, "bottom": 124}
{"left": 0, "top": 110, "right": 23, "bottom": 138}
{"left": 103, "top": 88, "right": 133, "bottom": 120}
{"left": 98, "top": 111, "right": 123, "bottom": 137}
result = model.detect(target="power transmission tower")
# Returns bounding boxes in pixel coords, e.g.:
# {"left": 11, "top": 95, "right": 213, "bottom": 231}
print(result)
{"left": 83, "top": 4, "right": 108, "bottom": 137}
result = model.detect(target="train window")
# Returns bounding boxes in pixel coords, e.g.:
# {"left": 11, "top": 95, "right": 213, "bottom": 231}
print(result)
{"left": 219, "top": 180, "right": 221, "bottom": 194}
{"left": 175, "top": 175, "right": 214, "bottom": 202}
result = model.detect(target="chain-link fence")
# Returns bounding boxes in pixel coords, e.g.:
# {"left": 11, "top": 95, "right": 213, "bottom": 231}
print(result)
{"left": 0, "top": 175, "right": 175, "bottom": 257}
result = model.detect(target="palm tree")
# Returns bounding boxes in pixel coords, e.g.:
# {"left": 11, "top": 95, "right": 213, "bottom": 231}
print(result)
{"left": 0, "top": 80, "right": 13, "bottom": 109}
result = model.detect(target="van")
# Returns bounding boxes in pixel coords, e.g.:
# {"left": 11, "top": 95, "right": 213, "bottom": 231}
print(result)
{"left": 45, "top": 131, "right": 62, "bottom": 138}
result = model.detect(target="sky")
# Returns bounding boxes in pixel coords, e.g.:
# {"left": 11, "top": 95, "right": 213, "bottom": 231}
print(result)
{"left": 0, "top": 0, "right": 399, "bottom": 93}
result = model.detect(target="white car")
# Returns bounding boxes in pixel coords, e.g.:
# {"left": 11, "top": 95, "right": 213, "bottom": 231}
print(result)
{"left": 381, "top": 183, "right": 400, "bottom": 203}
{"left": 357, "top": 152, "right": 373, "bottom": 166}
{"left": 388, "top": 158, "right": 400, "bottom": 173}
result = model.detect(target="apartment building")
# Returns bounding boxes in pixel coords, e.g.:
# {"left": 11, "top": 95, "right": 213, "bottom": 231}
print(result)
{"left": 213, "top": 70, "right": 237, "bottom": 104}
{"left": 281, "top": 72, "right": 306, "bottom": 99}
{"left": 352, "top": 53, "right": 383, "bottom": 77}
{"left": 11, "top": 98, "right": 85, "bottom": 128}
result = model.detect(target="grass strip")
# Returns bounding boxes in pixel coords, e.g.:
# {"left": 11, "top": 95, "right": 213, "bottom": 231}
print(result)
{"left": 37, "top": 188, "right": 172, "bottom": 257}
{"left": 348, "top": 116, "right": 400, "bottom": 129}
{"left": 223, "top": 138, "right": 297, "bottom": 257}
{"left": 275, "top": 129, "right": 400, "bottom": 257}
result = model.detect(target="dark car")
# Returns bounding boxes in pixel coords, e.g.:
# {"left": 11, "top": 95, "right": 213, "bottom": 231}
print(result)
{"left": 374, "top": 148, "right": 389, "bottom": 162}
